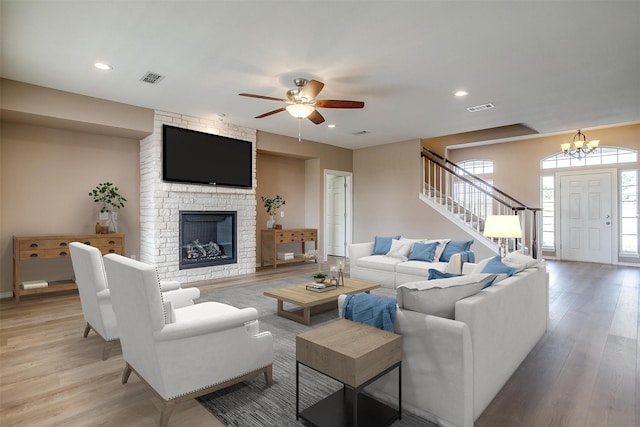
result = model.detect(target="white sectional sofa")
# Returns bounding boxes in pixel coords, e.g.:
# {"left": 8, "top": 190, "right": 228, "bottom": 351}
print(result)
{"left": 349, "top": 237, "right": 475, "bottom": 289}
{"left": 339, "top": 255, "right": 548, "bottom": 427}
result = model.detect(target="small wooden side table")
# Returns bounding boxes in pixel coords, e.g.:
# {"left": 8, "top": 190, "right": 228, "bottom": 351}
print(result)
{"left": 296, "top": 319, "right": 402, "bottom": 426}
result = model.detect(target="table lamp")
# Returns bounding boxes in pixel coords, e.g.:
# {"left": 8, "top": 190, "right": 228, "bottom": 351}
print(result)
{"left": 483, "top": 215, "right": 523, "bottom": 257}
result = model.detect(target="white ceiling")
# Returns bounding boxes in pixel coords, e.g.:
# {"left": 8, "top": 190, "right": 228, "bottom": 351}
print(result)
{"left": 2, "top": 1, "right": 639, "bottom": 149}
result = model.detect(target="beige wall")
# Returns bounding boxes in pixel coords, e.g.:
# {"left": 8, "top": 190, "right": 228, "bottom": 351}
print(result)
{"left": 0, "top": 122, "right": 141, "bottom": 294}
{"left": 442, "top": 124, "right": 640, "bottom": 209}
{"left": 256, "top": 131, "right": 353, "bottom": 262}
{"left": 352, "top": 138, "right": 495, "bottom": 261}
{"left": 427, "top": 123, "right": 640, "bottom": 264}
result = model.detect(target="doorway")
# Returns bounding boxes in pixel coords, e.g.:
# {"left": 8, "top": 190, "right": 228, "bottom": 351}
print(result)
{"left": 324, "top": 170, "right": 352, "bottom": 257}
{"left": 559, "top": 170, "right": 615, "bottom": 263}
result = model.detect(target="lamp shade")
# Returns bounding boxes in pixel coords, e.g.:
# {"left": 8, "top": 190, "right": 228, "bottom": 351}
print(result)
{"left": 286, "top": 103, "right": 315, "bottom": 119}
{"left": 483, "top": 215, "right": 522, "bottom": 238}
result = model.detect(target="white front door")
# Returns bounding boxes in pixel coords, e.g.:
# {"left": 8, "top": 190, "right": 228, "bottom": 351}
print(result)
{"left": 560, "top": 171, "right": 614, "bottom": 263}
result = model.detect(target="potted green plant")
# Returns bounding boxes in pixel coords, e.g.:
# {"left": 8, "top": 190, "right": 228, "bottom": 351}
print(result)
{"left": 261, "top": 195, "right": 286, "bottom": 228}
{"left": 89, "top": 182, "right": 127, "bottom": 232}
{"left": 312, "top": 271, "right": 328, "bottom": 283}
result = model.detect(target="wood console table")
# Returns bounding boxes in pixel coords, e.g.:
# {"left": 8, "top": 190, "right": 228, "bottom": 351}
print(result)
{"left": 13, "top": 233, "right": 125, "bottom": 303}
{"left": 261, "top": 228, "right": 317, "bottom": 268}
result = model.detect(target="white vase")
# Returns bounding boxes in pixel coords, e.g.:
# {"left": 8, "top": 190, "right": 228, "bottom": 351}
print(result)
{"left": 266, "top": 215, "right": 275, "bottom": 229}
{"left": 108, "top": 211, "right": 118, "bottom": 233}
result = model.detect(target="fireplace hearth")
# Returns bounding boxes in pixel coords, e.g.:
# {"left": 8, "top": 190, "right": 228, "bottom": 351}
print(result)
{"left": 179, "top": 211, "right": 237, "bottom": 269}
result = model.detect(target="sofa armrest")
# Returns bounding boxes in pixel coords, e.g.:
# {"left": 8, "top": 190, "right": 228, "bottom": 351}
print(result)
{"left": 370, "top": 310, "right": 474, "bottom": 427}
{"left": 96, "top": 288, "right": 111, "bottom": 302}
{"left": 155, "top": 307, "right": 259, "bottom": 341}
{"left": 162, "top": 287, "right": 200, "bottom": 308}
{"left": 159, "top": 279, "right": 181, "bottom": 292}
{"left": 348, "top": 242, "right": 374, "bottom": 268}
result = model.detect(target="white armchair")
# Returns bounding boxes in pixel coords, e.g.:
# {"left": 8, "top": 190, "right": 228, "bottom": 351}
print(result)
{"left": 102, "top": 253, "right": 274, "bottom": 427}
{"left": 69, "top": 242, "right": 200, "bottom": 360}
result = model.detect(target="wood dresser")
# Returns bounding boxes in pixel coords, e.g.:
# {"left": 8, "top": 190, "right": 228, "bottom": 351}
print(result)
{"left": 13, "top": 233, "right": 125, "bottom": 303}
{"left": 261, "top": 228, "right": 317, "bottom": 268}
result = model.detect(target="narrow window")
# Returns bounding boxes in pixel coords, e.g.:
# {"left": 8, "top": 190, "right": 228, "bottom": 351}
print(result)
{"left": 541, "top": 175, "right": 555, "bottom": 250}
{"left": 620, "top": 170, "right": 638, "bottom": 255}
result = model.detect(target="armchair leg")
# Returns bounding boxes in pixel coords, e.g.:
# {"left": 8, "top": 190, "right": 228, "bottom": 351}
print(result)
{"left": 121, "top": 363, "right": 132, "bottom": 384}
{"left": 83, "top": 322, "right": 91, "bottom": 338}
{"left": 264, "top": 365, "right": 273, "bottom": 385}
{"left": 102, "top": 340, "right": 118, "bottom": 360}
{"left": 159, "top": 401, "right": 176, "bottom": 427}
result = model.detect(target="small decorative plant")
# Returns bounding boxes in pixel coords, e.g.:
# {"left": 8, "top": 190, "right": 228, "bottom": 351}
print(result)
{"left": 89, "top": 182, "right": 127, "bottom": 213}
{"left": 261, "top": 195, "right": 286, "bottom": 216}
{"left": 312, "top": 271, "right": 328, "bottom": 283}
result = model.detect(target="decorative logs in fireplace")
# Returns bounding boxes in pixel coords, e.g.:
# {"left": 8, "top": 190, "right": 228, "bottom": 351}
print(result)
{"left": 180, "top": 211, "right": 237, "bottom": 270}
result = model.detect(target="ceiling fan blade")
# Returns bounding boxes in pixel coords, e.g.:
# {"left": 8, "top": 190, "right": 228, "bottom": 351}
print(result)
{"left": 255, "top": 107, "right": 286, "bottom": 119}
{"left": 307, "top": 109, "right": 325, "bottom": 125}
{"left": 315, "top": 99, "right": 365, "bottom": 109}
{"left": 239, "top": 93, "right": 287, "bottom": 102}
{"left": 299, "top": 80, "right": 325, "bottom": 101}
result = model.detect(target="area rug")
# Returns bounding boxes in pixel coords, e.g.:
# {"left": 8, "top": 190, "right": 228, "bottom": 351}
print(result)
{"left": 196, "top": 275, "right": 437, "bottom": 427}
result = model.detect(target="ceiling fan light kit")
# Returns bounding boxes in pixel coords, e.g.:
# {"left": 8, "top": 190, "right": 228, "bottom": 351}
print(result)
{"left": 286, "top": 103, "right": 315, "bottom": 119}
{"left": 239, "top": 78, "right": 365, "bottom": 125}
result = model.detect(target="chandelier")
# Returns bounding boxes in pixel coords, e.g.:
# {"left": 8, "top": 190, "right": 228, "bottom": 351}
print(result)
{"left": 561, "top": 129, "right": 599, "bottom": 159}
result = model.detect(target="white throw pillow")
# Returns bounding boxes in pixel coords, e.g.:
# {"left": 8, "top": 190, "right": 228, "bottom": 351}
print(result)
{"left": 396, "top": 273, "right": 496, "bottom": 319}
{"left": 386, "top": 238, "right": 415, "bottom": 261}
{"left": 423, "top": 238, "right": 451, "bottom": 262}
{"left": 502, "top": 252, "right": 542, "bottom": 273}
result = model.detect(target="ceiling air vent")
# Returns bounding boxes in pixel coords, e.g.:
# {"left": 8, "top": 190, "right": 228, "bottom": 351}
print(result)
{"left": 352, "top": 130, "right": 370, "bottom": 136}
{"left": 466, "top": 103, "right": 495, "bottom": 113}
{"left": 140, "top": 72, "right": 165, "bottom": 85}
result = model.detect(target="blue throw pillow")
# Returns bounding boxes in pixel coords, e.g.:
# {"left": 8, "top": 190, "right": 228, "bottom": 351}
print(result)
{"left": 427, "top": 269, "right": 463, "bottom": 280}
{"left": 409, "top": 241, "right": 439, "bottom": 262}
{"left": 481, "top": 255, "right": 517, "bottom": 277}
{"left": 440, "top": 240, "right": 474, "bottom": 262}
{"left": 372, "top": 235, "right": 401, "bottom": 255}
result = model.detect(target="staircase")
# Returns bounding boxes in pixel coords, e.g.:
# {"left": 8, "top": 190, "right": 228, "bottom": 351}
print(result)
{"left": 421, "top": 147, "right": 542, "bottom": 258}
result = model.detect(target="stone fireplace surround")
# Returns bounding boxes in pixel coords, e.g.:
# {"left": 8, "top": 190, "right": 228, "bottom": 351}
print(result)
{"left": 140, "top": 111, "right": 257, "bottom": 283}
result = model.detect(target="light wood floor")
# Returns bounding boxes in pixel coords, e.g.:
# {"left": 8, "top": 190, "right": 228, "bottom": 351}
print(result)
{"left": 0, "top": 260, "right": 638, "bottom": 426}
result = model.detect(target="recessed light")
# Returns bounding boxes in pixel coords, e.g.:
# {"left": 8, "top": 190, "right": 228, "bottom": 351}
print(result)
{"left": 455, "top": 90, "right": 468, "bottom": 97}
{"left": 94, "top": 62, "right": 113, "bottom": 71}
{"left": 327, "top": 124, "right": 336, "bottom": 128}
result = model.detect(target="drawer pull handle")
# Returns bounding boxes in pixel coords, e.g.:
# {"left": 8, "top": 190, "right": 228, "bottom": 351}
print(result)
{"left": 60, "top": 251, "right": 68, "bottom": 256}
{"left": 108, "top": 249, "right": 115, "bottom": 253}
{"left": 109, "top": 240, "right": 115, "bottom": 244}
{"left": 301, "top": 238, "right": 305, "bottom": 241}
{"left": 84, "top": 241, "right": 91, "bottom": 245}
{"left": 30, "top": 253, "right": 38, "bottom": 258}
{"left": 30, "top": 243, "right": 38, "bottom": 248}
{"left": 59, "top": 242, "right": 67, "bottom": 247}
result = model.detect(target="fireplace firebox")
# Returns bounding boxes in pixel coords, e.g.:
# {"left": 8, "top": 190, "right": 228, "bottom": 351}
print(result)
{"left": 179, "top": 211, "right": 237, "bottom": 270}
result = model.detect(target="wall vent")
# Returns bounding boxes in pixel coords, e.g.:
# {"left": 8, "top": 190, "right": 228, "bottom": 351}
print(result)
{"left": 352, "top": 130, "right": 370, "bottom": 136}
{"left": 466, "top": 103, "right": 495, "bottom": 113}
{"left": 140, "top": 72, "right": 165, "bottom": 85}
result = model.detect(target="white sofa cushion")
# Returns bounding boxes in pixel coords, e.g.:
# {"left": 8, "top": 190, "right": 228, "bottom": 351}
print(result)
{"left": 356, "top": 255, "right": 404, "bottom": 272}
{"left": 386, "top": 238, "right": 415, "bottom": 261}
{"left": 396, "top": 274, "right": 497, "bottom": 319}
{"left": 395, "top": 260, "right": 449, "bottom": 277}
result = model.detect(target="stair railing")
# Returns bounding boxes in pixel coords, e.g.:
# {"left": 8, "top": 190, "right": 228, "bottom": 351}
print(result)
{"left": 421, "top": 147, "right": 542, "bottom": 258}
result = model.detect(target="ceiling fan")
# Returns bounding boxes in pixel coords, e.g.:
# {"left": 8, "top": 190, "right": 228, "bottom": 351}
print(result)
{"left": 239, "top": 78, "right": 365, "bottom": 124}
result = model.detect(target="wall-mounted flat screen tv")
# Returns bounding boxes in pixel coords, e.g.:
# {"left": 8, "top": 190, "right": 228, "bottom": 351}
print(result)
{"left": 163, "top": 124, "right": 252, "bottom": 188}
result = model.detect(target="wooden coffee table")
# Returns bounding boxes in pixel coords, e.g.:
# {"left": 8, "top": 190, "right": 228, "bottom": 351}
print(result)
{"left": 263, "top": 278, "right": 380, "bottom": 325}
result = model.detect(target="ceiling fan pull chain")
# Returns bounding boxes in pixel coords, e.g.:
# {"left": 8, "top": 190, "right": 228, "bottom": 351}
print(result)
{"left": 298, "top": 118, "right": 302, "bottom": 142}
